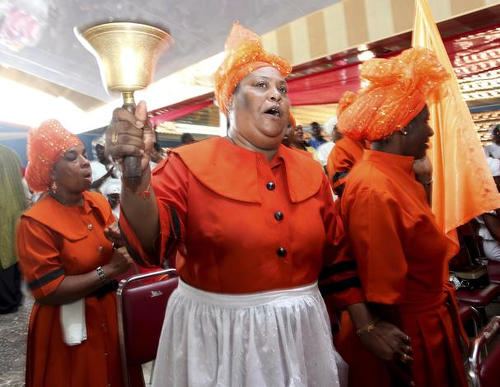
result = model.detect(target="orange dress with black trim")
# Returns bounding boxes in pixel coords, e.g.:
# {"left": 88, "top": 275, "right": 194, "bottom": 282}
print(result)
{"left": 326, "top": 136, "right": 367, "bottom": 195}
{"left": 336, "top": 150, "right": 468, "bottom": 387}
{"left": 16, "top": 191, "right": 131, "bottom": 387}
{"left": 120, "top": 137, "right": 362, "bottom": 309}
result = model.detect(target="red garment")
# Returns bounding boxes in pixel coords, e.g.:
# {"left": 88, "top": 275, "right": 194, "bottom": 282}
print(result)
{"left": 120, "top": 137, "right": 362, "bottom": 308}
{"left": 16, "top": 192, "right": 140, "bottom": 387}
{"left": 337, "top": 150, "right": 468, "bottom": 387}
{"left": 326, "top": 137, "right": 366, "bottom": 194}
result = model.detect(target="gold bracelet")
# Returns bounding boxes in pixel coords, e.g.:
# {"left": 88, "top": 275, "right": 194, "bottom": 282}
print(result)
{"left": 356, "top": 319, "right": 379, "bottom": 336}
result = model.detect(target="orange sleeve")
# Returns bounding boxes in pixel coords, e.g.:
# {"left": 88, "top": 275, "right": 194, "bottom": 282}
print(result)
{"left": 318, "top": 176, "right": 364, "bottom": 309}
{"left": 16, "top": 217, "right": 65, "bottom": 300}
{"left": 119, "top": 154, "right": 188, "bottom": 267}
{"left": 345, "top": 187, "right": 407, "bottom": 304}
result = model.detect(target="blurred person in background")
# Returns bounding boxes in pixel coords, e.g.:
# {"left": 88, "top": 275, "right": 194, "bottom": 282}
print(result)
{"left": 150, "top": 141, "right": 166, "bottom": 169}
{"left": 0, "top": 144, "right": 28, "bottom": 314}
{"left": 327, "top": 95, "right": 371, "bottom": 198}
{"left": 476, "top": 157, "right": 500, "bottom": 261}
{"left": 308, "top": 121, "right": 327, "bottom": 149}
{"left": 90, "top": 136, "right": 119, "bottom": 192}
{"left": 101, "top": 178, "right": 121, "bottom": 220}
{"left": 180, "top": 132, "right": 196, "bottom": 145}
{"left": 484, "top": 124, "right": 500, "bottom": 159}
{"left": 315, "top": 119, "right": 337, "bottom": 168}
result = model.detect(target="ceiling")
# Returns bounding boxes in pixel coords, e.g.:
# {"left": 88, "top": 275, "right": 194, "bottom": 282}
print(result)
{"left": 0, "top": 0, "right": 336, "bottom": 109}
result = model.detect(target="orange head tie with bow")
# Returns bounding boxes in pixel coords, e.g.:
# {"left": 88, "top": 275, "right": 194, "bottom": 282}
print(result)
{"left": 214, "top": 22, "right": 292, "bottom": 116}
{"left": 337, "top": 47, "right": 449, "bottom": 142}
{"left": 25, "top": 119, "right": 82, "bottom": 193}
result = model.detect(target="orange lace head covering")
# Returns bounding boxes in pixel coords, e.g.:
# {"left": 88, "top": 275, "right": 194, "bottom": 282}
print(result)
{"left": 214, "top": 22, "right": 292, "bottom": 115}
{"left": 337, "top": 47, "right": 449, "bottom": 142}
{"left": 25, "top": 119, "right": 82, "bottom": 193}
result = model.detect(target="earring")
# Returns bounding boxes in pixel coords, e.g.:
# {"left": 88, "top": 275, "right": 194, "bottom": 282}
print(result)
{"left": 400, "top": 130, "right": 408, "bottom": 136}
{"left": 51, "top": 181, "right": 57, "bottom": 194}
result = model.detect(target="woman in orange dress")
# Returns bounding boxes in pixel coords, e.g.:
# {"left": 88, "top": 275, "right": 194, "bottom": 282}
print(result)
{"left": 335, "top": 48, "right": 468, "bottom": 387}
{"left": 16, "top": 120, "right": 139, "bottom": 387}
{"left": 107, "top": 23, "right": 412, "bottom": 387}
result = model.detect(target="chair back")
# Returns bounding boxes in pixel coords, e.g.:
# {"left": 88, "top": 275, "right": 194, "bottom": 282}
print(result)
{"left": 116, "top": 268, "right": 178, "bottom": 386}
{"left": 469, "top": 316, "right": 500, "bottom": 387}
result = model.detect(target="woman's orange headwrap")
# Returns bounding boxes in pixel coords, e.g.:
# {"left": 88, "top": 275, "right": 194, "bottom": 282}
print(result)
{"left": 25, "top": 119, "right": 81, "bottom": 193}
{"left": 214, "top": 22, "right": 292, "bottom": 115}
{"left": 337, "top": 47, "right": 449, "bottom": 141}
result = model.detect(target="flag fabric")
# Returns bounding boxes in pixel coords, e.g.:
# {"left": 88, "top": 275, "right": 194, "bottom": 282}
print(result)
{"left": 412, "top": 0, "right": 500, "bottom": 246}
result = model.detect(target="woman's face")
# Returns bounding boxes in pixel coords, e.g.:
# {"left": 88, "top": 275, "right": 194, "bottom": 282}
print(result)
{"left": 52, "top": 144, "right": 92, "bottom": 193}
{"left": 230, "top": 66, "right": 290, "bottom": 150}
{"left": 295, "top": 125, "right": 304, "bottom": 141}
{"left": 402, "top": 106, "right": 434, "bottom": 159}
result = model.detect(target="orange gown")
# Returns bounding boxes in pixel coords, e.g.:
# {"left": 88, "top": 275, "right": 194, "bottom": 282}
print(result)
{"left": 336, "top": 150, "right": 468, "bottom": 387}
{"left": 16, "top": 192, "right": 139, "bottom": 387}
{"left": 120, "top": 136, "right": 362, "bottom": 309}
{"left": 326, "top": 136, "right": 366, "bottom": 195}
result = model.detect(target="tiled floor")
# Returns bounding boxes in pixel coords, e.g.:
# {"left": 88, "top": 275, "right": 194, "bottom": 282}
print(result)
{"left": 1, "top": 286, "right": 499, "bottom": 386}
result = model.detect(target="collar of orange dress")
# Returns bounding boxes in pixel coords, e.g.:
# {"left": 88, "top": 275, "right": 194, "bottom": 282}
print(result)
{"left": 25, "top": 119, "right": 82, "bottom": 193}
{"left": 22, "top": 191, "right": 110, "bottom": 240}
{"left": 214, "top": 22, "right": 292, "bottom": 115}
{"left": 171, "top": 137, "right": 324, "bottom": 203}
{"left": 337, "top": 47, "right": 449, "bottom": 142}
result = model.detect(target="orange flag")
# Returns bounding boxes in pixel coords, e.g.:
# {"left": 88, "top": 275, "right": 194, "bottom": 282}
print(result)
{"left": 412, "top": 0, "right": 500, "bottom": 247}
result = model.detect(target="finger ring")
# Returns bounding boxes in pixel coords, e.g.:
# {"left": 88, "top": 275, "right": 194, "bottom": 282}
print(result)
{"left": 111, "top": 131, "right": 119, "bottom": 145}
{"left": 401, "top": 353, "right": 409, "bottom": 362}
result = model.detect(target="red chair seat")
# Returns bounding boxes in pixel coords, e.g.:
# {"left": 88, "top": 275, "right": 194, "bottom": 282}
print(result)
{"left": 456, "top": 283, "right": 500, "bottom": 307}
{"left": 117, "top": 268, "right": 178, "bottom": 386}
{"left": 459, "top": 304, "right": 474, "bottom": 324}
{"left": 488, "top": 261, "right": 500, "bottom": 284}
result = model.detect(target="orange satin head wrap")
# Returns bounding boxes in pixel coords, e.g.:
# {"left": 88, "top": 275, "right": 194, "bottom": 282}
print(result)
{"left": 214, "top": 22, "right": 292, "bottom": 115}
{"left": 25, "top": 119, "right": 82, "bottom": 193}
{"left": 337, "top": 47, "right": 449, "bottom": 142}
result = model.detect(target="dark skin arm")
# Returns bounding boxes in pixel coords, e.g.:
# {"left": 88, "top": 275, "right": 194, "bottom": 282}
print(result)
{"left": 37, "top": 244, "right": 133, "bottom": 305}
{"left": 349, "top": 302, "right": 415, "bottom": 386}
{"left": 90, "top": 166, "right": 115, "bottom": 190}
{"left": 107, "top": 101, "right": 159, "bottom": 255}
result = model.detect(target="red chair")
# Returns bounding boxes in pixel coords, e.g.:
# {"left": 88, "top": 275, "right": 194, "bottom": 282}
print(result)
{"left": 116, "top": 268, "right": 178, "bottom": 387}
{"left": 488, "top": 261, "right": 500, "bottom": 284}
{"left": 456, "top": 284, "right": 500, "bottom": 324}
{"left": 459, "top": 304, "right": 481, "bottom": 337}
{"left": 469, "top": 316, "right": 500, "bottom": 387}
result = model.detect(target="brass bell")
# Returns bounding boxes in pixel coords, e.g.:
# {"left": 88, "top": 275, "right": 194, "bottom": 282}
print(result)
{"left": 75, "top": 22, "right": 173, "bottom": 179}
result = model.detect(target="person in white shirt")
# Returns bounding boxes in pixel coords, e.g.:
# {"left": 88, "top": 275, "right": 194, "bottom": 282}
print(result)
{"left": 484, "top": 124, "right": 500, "bottom": 159}
{"left": 90, "top": 136, "right": 119, "bottom": 192}
{"left": 477, "top": 156, "right": 500, "bottom": 261}
{"left": 101, "top": 178, "right": 121, "bottom": 220}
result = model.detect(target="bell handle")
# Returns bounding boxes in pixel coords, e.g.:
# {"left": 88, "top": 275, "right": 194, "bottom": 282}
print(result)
{"left": 121, "top": 92, "right": 142, "bottom": 180}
